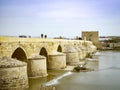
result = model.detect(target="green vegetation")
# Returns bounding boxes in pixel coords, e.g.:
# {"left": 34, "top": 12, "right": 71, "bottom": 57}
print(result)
{"left": 103, "top": 37, "right": 120, "bottom": 43}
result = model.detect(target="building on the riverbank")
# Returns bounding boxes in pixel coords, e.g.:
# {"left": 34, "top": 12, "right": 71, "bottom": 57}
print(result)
{"left": 99, "top": 36, "right": 120, "bottom": 50}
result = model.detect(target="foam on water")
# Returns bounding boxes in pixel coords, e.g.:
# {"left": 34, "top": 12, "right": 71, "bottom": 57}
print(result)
{"left": 44, "top": 71, "right": 72, "bottom": 86}
{"left": 94, "top": 51, "right": 101, "bottom": 55}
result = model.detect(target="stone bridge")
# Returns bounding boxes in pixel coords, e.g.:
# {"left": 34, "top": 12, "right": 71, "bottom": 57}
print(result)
{"left": 0, "top": 36, "right": 97, "bottom": 78}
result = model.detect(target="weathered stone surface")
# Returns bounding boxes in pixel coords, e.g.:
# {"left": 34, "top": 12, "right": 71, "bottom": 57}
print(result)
{"left": 0, "top": 36, "right": 97, "bottom": 76}
{"left": 48, "top": 52, "right": 66, "bottom": 69}
{"left": 78, "top": 46, "right": 87, "bottom": 60}
{"left": 63, "top": 45, "right": 79, "bottom": 65}
{"left": 28, "top": 55, "right": 48, "bottom": 77}
{"left": 28, "top": 54, "right": 45, "bottom": 60}
{"left": 63, "top": 45, "right": 77, "bottom": 53}
{"left": 0, "top": 57, "right": 29, "bottom": 90}
{"left": 0, "top": 56, "right": 26, "bottom": 68}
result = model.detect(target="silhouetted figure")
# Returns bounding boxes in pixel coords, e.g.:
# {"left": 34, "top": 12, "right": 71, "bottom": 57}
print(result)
{"left": 41, "top": 34, "right": 43, "bottom": 38}
{"left": 44, "top": 35, "right": 47, "bottom": 38}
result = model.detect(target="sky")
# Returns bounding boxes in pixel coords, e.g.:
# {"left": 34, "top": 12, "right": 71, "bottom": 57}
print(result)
{"left": 0, "top": 0, "right": 120, "bottom": 38}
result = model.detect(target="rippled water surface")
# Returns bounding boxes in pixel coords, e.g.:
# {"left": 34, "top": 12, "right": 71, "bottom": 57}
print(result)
{"left": 29, "top": 51, "right": 120, "bottom": 90}
{"left": 55, "top": 51, "right": 120, "bottom": 90}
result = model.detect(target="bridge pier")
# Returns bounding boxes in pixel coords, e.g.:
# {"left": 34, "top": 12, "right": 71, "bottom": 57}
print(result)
{"left": 78, "top": 46, "right": 87, "bottom": 60}
{"left": 74, "top": 46, "right": 84, "bottom": 61}
{"left": 63, "top": 45, "right": 79, "bottom": 65}
{"left": 0, "top": 57, "right": 29, "bottom": 90}
{"left": 48, "top": 52, "right": 66, "bottom": 69}
{"left": 28, "top": 55, "right": 48, "bottom": 78}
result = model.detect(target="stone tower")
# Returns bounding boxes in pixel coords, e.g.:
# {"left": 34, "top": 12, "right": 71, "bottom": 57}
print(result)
{"left": 82, "top": 31, "right": 99, "bottom": 43}
{"left": 82, "top": 31, "right": 101, "bottom": 49}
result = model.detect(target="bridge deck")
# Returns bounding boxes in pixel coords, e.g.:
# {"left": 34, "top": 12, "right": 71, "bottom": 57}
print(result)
{"left": 0, "top": 36, "right": 88, "bottom": 43}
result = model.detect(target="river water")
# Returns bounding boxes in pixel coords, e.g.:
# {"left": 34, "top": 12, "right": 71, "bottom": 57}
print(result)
{"left": 55, "top": 51, "right": 120, "bottom": 90}
{"left": 29, "top": 51, "right": 120, "bottom": 90}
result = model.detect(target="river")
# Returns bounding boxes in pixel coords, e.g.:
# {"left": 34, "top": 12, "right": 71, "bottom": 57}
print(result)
{"left": 29, "top": 51, "right": 120, "bottom": 90}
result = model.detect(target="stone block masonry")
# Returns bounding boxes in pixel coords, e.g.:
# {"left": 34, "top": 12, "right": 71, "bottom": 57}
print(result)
{"left": 0, "top": 36, "right": 97, "bottom": 78}
{"left": 0, "top": 57, "right": 29, "bottom": 90}
{"left": 48, "top": 52, "right": 66, "bottom": 69}
{"left": 28, "top": 55, "right": 48, "bottom": 78}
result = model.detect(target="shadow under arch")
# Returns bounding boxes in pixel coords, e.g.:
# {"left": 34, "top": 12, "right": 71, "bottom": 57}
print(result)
{"left": 57, "top": 45, "right": 62, "bottom": 52}
{"left": 39, "top": 47, "right": 48, "bottom": 68}
{"left": 39, "top": 47, "right": 48, "bottom": 58}
{"left": 12, "top": 47, "right": 33, "bottom": 77}
{"left": 12, "top": 47, "right": 27, "bottom": 62}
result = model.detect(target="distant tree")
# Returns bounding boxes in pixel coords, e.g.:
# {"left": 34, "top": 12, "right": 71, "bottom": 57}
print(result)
{"left": 103, "top": 38, "right": 120, "bottom": 43}
{"left": 41, "top": 34, "right": 43, "bottom": 38}
{"left": 78, "top": 37, "right": 82, "bottom": 40}
{"left": 75, "top": 36, "right": 81, "bottom": 40}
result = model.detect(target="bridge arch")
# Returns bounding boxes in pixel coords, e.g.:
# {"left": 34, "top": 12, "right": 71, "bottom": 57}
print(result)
{"left": 57, "top": 45, "right": 62, "bottom": 52}
{"left": 11, "top": 47, "right": 27, "bottom": 62}
{"left": 39, "top": 47, "right": 48, "bottom": 69}
{"left": 39, "top": 47, "right": 48, "bottom": 58}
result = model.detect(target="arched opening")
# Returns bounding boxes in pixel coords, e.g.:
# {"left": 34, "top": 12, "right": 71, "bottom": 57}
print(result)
{"left": 40, "top": 47, "right": 48, "bottom": 58}
{"left": 12, "top": 47, "right": 30, "bottom": 76}
{"left": 39, "top": 47, "right": 48, "bottom": 69}
{"left": 12, "top": 47, "right": 27, "bottom": 62}
{"left": 57, "top": 45, "right": 62, "bottom": 52}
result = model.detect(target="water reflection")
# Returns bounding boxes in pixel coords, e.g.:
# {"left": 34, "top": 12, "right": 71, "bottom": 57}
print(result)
{"left": 29, "top": 75, "right": 55, "bottom": 90}
{"left": 28, "top": 70, "right": 67, "bottom": 90}
{"left": 29, "top": 51, "right": 120, "bottom": 90}
{"left": 55, "top": 51, "right": 120, "bottom": 90}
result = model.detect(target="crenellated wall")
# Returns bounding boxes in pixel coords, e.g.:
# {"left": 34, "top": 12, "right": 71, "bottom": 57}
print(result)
{"left": 0, "top": 36, "right": 97, "bottom": 78}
